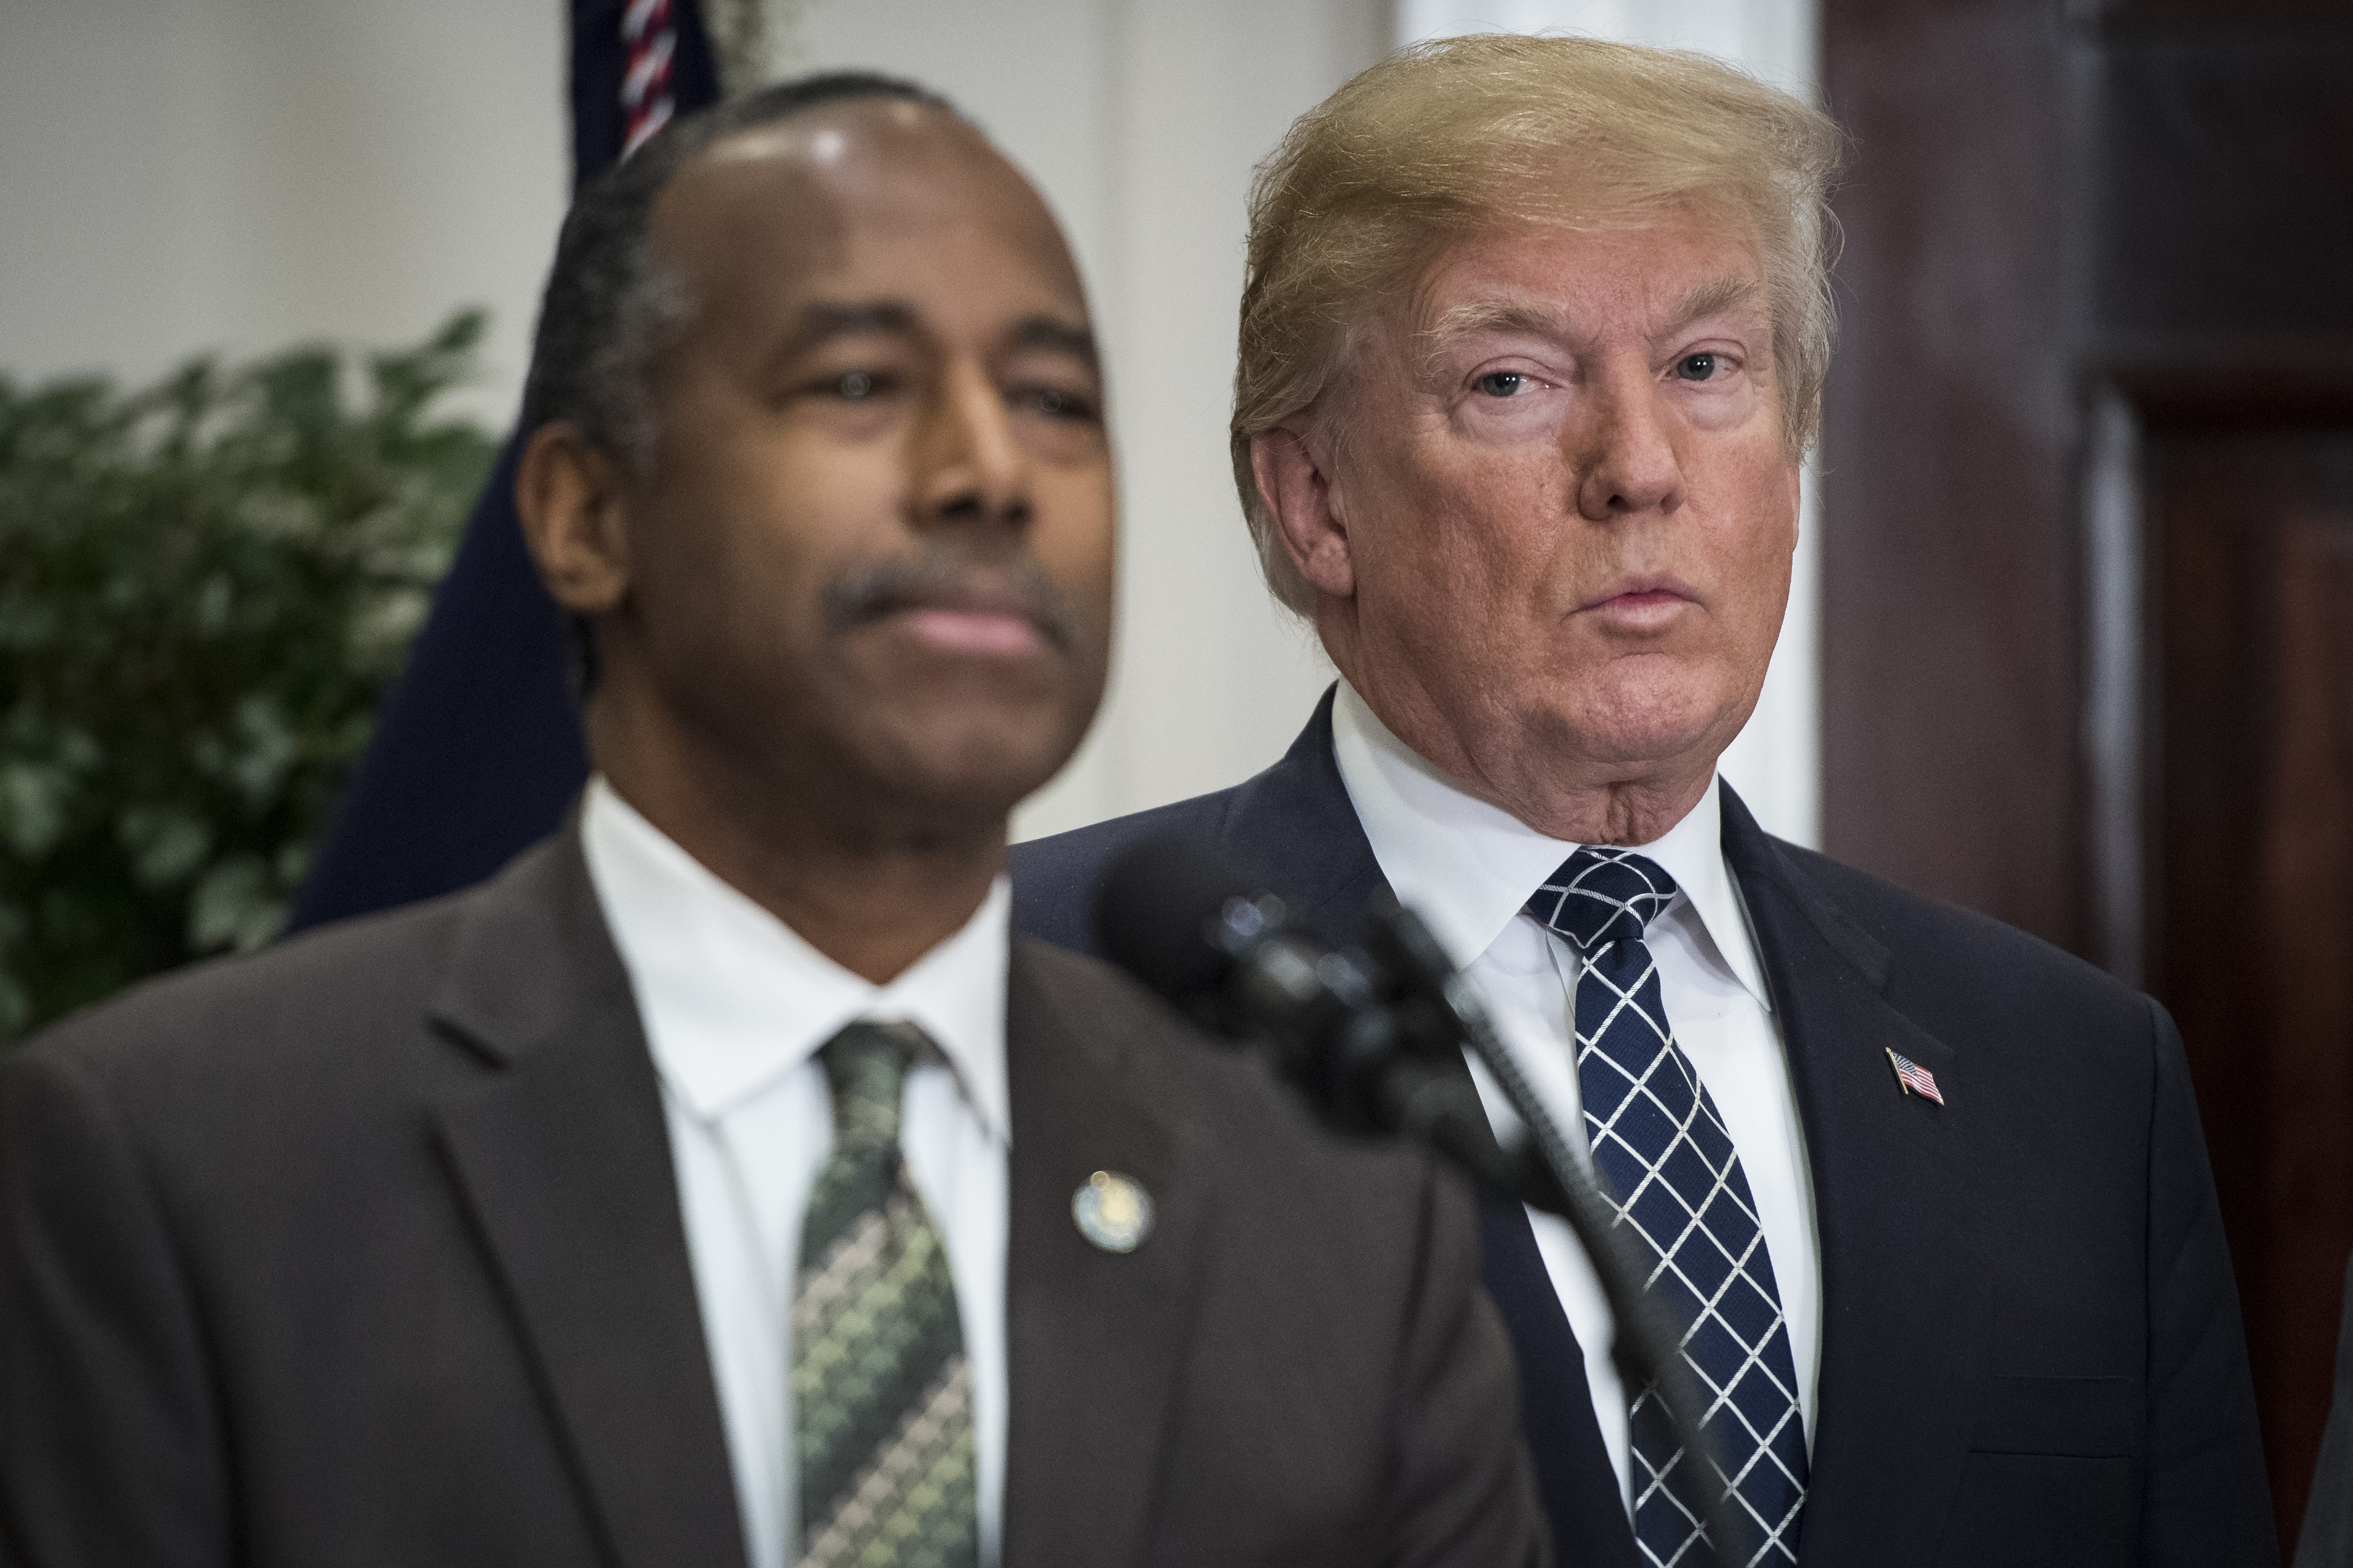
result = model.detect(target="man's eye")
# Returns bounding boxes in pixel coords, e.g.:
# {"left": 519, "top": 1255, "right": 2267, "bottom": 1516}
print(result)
{"left": 831, "top": 370, "right": 882, "bottom": 400}
{"left": 1013, "top": 386, "right": 1094, "bottom": 421}
{"left": 1474, "top": 371, "right": 1528, "bottom": 398}
{"left": 1673, "top": 353, "right": 1719, "bottom": 382}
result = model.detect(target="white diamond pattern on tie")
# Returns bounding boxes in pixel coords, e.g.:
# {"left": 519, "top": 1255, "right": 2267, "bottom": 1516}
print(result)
{"left": 1528, "top": 847, "right": 1807, "bottom": 1568}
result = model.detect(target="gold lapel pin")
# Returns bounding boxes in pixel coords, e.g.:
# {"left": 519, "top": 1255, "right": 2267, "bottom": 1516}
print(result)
{"left": 1072, "top": 1170, "right": 1153, "bottom": 1254}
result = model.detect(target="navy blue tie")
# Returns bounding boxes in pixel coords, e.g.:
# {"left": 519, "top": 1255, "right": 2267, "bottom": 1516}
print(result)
{"left": 1527, "top": 847, "right": 1807, "bottom": 1567}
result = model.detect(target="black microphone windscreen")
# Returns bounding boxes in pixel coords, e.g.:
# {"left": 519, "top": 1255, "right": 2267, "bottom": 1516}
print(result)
{"left": 1093, "top": 833, "right": 1268, "bottom": 1005}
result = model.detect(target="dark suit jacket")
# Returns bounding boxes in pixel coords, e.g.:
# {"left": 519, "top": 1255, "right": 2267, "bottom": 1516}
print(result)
{"left": 1012, "top": 688, "right": 2279, "bottom": 1568}
{"left": 2295, "top": 1248, "right": 2353, "bottom": 1568}
{"left": 0, "top": 827, "right": 1545, "bottom": 1568}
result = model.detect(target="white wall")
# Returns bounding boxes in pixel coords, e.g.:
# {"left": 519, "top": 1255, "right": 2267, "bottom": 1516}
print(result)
{"left": 1398, "top": 0, "right": 1816, "bottom": 90}
{"left": 0, "top": 0, "right": 566, "bottom": 430}
{"left": 1397, "top": 0, "right": 1825, "bottom": 848}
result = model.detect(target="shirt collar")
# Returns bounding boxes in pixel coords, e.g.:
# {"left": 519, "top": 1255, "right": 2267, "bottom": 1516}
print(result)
{"left": 1328, "top": 679, "right": 1771, "bottom": 1009}
{"left": 579, "top": 776, "right": 1013, "bottom": 1140}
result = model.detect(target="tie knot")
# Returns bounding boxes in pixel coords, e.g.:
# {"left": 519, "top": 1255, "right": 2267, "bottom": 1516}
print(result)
{"left": 1525, "top": 847, "right": 1678, "bottom": 953}
{"left": 819, "top": 1020, "right": 926, "bottom": 1148}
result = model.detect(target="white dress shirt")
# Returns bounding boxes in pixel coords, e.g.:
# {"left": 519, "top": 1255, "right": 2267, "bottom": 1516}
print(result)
{"left": 580, "top": 779, "right": 1011, "bottom": 1568}
{"left": 1328, "top": 681, "right": 1821, "bottom": 1514}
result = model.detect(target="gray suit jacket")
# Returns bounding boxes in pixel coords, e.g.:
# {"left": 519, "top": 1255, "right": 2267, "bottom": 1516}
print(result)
{"left": 0, "top": 829, "right": 1544, "bottom": 1568}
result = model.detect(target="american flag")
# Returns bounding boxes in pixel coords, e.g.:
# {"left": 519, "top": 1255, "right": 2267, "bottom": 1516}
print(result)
{"left": 620, "top": 0, "right": 679, "bottom": 155}
{"left": 1886, "top": 1047, "right": 1945, "bottom": 1104}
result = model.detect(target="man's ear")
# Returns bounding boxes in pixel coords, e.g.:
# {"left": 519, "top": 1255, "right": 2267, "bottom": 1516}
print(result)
{"left": 515, "top": 422, "right": 632, "bottom": 615}
{"left": 1250, "top": 423, "right": 1354, "bottom": 599}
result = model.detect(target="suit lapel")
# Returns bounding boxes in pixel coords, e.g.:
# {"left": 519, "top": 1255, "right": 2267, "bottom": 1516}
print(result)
{"left": 1226, "top": 694, "right": 1635, "bottom": 1560}
{"left": 429, "top": 834, "right": 749, "bottom": 1568}
{"left": 1720, "top": 792, "right": 1988, "bottom": 1567}
{"left": 1000, "top": 942, "right": 1215, "bottom": 1568}
{"left": 1231, "top": 715, "right": 1990, "bottom": 1562}
{"left": 1209, "top": 686, "right": 1393, "bottom": 948}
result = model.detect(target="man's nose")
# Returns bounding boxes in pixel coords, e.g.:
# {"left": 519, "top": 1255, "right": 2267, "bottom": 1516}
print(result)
{"left": 1571, "top": 365, "right": 1686, "bottom": 521}
{"left": 915, "top": 358, "right": 1032, "bottom": 531}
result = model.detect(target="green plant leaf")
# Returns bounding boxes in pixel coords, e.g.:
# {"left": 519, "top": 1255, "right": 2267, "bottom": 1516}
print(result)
{"left": 0, "top": 311, "right": 497, "bottom": 1039}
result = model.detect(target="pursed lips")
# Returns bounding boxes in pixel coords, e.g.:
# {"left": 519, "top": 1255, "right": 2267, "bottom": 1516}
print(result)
{"left": 864, "top": 580, "right": 1068, "bottom": 656}
{"left": 1577, "top": 573, "right": 1700, "bottom": 625}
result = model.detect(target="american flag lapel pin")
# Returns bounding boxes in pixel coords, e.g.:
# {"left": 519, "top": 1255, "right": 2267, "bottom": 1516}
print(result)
{"left": 1885, "top": 1047, "right": 1946, "bottom": 1106}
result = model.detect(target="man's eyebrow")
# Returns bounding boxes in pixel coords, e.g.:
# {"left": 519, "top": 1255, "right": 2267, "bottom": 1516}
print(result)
{"left": 783, "top": 304, "right": 1096, "bottom": 367}
{"left": 1418, "top": 276, "right": 1766, "bottom": 360}
{"left": 1009, "top": 315, "right": 1098, "bottom": 368}
{"left": 791, "top": 300, "right": 922, "bottom": 350}
{"left": 1654, "top": 276, "right": 1763, "bottom": 343}
{"left": 1420, "top": 300, "right": 1571, "bottom": 351}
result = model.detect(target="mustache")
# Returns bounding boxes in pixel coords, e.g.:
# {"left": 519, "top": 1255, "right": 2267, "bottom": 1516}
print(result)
{"left": 820, "top": 542, "right": 1081, "bottom": 653}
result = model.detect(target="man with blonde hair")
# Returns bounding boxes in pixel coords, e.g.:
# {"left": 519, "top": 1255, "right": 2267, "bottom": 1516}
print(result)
{"left": 1015, "top": 33, "right": 2275, "bottom": 1568}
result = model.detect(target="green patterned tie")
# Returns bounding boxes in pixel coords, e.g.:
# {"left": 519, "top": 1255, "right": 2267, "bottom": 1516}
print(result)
{"left": 792, "top": 1020, "right": 979, "bottom": 1568}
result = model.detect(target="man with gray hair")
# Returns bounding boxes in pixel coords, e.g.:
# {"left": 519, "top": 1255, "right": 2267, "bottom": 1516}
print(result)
{"left": 1015, "top": 33, "right": 2276, "bottom": 1567}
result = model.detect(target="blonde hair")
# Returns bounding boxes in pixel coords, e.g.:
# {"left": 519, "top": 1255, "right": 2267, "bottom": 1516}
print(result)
{"left": 1232, "top": 33, "right": 1843, "bottom": 614}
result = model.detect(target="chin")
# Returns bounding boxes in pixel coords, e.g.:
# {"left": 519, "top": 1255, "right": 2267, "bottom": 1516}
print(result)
{"left": 869, "top": 704, "right": 1085, "bottom": 820}
{"left": 1540, "top": 671, "right": 1744, "bottom": 769}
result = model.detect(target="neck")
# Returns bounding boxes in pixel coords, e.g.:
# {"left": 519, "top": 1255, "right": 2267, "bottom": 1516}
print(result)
{"left": 1410, "top": 719, "right": 1714, "bottom": 844}
{"left": 590, "top": 695, "right": 1004, "bottom": 987}
{"left": 1506, "top": 773, "right": 1712, "bottom": 847}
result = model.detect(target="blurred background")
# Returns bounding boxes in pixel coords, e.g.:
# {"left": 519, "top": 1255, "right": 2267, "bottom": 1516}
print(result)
{"left": 3, "top": 0, "right": 2348, "bottom": 1543}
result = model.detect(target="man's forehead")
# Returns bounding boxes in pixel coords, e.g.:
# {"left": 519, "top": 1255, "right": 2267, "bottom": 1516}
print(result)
{"left": 698, "top": 98, "right": 936, "bottom": 171}
{"left": 1412, "top": 220, "right": 1768, "bottom": 342}
{"left": 1424, "top": 275, "right": 1765, "bottom": 343}
{"left": 693, "top": 97, "right": 978, "bottom": 185}
{"left": 652, "top": 104, "right": 1071, "bottom": 292}
{"left": 657, "top": 105, "right": 954, "bottom": 237}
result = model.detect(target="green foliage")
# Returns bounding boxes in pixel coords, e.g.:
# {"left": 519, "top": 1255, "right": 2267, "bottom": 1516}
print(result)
{"left": 0, "top": 312, "right": 497, "bottom": 1042}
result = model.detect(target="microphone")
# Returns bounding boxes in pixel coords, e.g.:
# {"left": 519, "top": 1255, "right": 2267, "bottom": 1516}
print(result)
{"left": 1095, "top": 833, "right": 1517, "bottom": 1181}
{"left": 1096, "top": 831, "right": 1735, "bottom": 1566}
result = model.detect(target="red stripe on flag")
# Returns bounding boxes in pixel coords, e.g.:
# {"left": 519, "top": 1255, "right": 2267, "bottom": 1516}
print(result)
{"left": 1887, "top": 1048, "right": 1946, "bottom": 1105}
{"left": 620, "top": 0, "right": 678, "bottom": 158}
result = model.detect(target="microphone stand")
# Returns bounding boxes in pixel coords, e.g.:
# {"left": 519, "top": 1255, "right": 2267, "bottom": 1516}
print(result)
{"left": 1096, "top": 838, "right": 1740, "bottom": 1566}
{"left": 1355, "top": 910, "right": 1742, "bottom": 1568}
